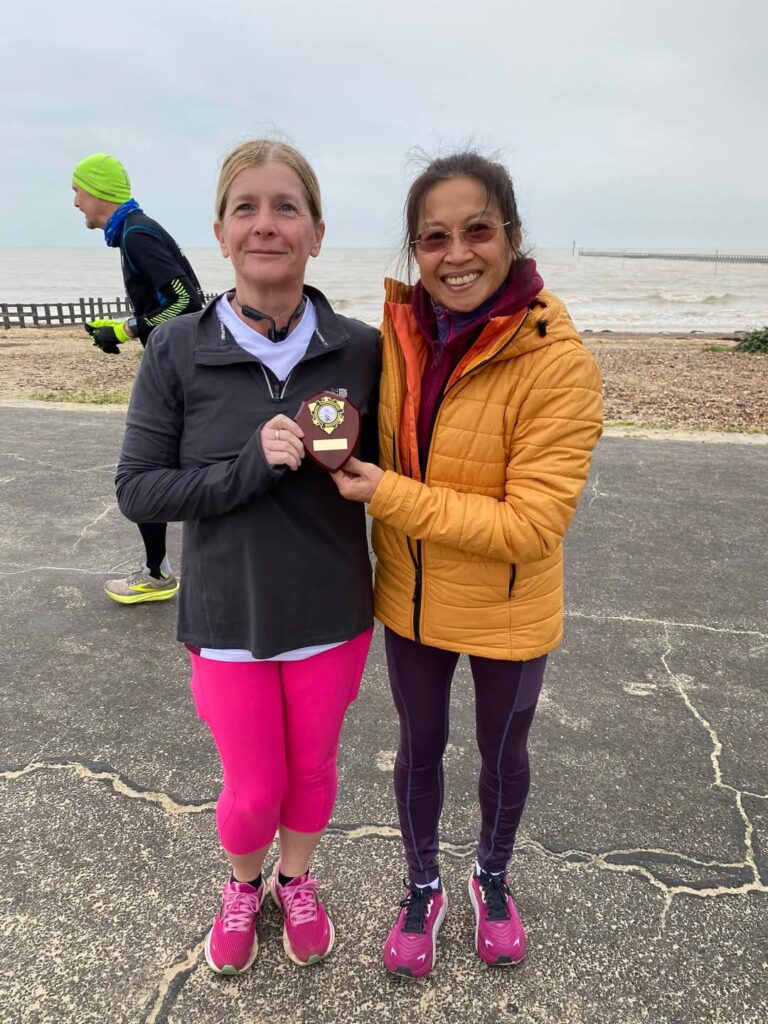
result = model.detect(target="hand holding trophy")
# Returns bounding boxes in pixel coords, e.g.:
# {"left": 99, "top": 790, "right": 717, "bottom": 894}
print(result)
{"left": 260, "top": 414, "right": 306, "bottom": 471}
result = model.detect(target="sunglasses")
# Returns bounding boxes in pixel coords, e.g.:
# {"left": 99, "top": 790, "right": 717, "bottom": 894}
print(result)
{"left": 411, "top": 220, "right": 511, "bottom": 254}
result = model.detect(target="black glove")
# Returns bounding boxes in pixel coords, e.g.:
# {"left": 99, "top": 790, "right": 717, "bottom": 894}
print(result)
{"left": 84, "top": 322, "right": 122, "bottom": 354}
{"left": 91, "top": 326, "right": 122, "bottom": 354}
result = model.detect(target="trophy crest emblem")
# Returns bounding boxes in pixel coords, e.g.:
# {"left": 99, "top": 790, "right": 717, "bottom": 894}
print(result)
{"left": 309, "top": 396, "right": 345, "bottom": 435}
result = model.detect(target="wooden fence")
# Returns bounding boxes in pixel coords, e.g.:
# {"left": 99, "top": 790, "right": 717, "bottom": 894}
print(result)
{"left": 1, "top": 295, "right": 218, "bottom": 330}
{"left": 1, "top": 297, "right": 134, "bottom": 329}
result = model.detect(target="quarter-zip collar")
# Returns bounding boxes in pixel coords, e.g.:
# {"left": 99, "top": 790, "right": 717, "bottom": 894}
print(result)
{"left": 193, "top": 283, "right": 351, "bottom": 366}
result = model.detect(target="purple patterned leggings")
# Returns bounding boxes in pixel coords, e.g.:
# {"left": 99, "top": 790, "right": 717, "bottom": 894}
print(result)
{"left": 385, "top": 628, "right": 547, "bottom": 884}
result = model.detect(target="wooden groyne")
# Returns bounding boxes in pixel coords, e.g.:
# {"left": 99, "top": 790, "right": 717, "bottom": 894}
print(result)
{"left": 1, "top": 295, "right": 216, "bottom": 329}
{"left": 579, "top": 249, "right": 768, "bottom": 265}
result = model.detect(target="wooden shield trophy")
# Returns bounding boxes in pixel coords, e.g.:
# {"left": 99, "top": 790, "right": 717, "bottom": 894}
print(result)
{"left": 295, "top": 391, "right": 360, "bottom": 471}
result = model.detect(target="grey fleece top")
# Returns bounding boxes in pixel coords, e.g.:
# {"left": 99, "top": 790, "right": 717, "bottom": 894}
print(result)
{"left": 115, "top": 285, "right": 381, "bottom": 658}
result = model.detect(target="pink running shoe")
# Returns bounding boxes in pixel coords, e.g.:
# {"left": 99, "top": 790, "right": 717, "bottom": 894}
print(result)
{"left": 204, "top": 875, "right": 265, "bottom": 975}
{"left": 270, "top": 867, "right": 335, "bottom": 966}
{"left": 383, "top": 880, "right": 447, "bottom": 979}
{"left": 468, "top": 868, "right": 526, "bottom": 966}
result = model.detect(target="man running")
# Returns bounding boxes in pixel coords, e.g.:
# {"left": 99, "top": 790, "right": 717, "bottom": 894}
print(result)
{"left": 72, "top": 152, "right": 204, "bottom": 604}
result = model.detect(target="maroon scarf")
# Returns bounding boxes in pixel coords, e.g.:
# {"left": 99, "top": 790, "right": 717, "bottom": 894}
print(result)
{"left": 411, "top": 258, "right": 544, "bottom": 469}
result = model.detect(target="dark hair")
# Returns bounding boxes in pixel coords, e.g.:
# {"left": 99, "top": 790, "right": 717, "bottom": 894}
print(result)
{"left": 400, "top": 149, "right": 524, "bottom": 280}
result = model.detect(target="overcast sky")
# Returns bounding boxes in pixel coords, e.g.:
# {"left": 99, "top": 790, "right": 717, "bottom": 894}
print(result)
{"left": 1, "top": 0, "right": 766, "bottom": 251}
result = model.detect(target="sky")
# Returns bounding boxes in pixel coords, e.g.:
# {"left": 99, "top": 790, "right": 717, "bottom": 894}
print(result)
{"left": 1, "top": 0, "right": 766, "bottom": 251}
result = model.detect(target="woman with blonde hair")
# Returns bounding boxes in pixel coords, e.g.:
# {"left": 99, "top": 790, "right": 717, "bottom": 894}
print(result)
{"left": 334, "top": 150, "right": 602, "bottom": 976}
{"left": 116, "top": 139, "right": 380, "bottom": 973}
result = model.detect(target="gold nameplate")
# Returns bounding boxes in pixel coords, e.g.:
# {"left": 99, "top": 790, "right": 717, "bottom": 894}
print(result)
{"left": 313, "top": 438, "right": 349, "bottom": 451}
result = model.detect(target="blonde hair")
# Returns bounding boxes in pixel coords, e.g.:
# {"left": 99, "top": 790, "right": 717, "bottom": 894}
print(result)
{"left": 215, "top": 140, "right": 323, "bottom": 224}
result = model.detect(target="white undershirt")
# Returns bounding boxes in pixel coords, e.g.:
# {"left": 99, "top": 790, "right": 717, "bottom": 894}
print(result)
{"left": 199, "top": 293, "right": 342, "bottom": 664}
{"left": 215, "top": 291, "right": 317, "bottom": 380}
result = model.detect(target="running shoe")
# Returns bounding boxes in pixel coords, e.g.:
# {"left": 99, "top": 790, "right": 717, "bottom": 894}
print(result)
{"left": 468, "top": 868, "right": 526, "bottom": 965}
{"left": 270, "top": 867, "right": 334, "bottom": 966}
{"left": 104, "top": 567, "right": 179, "bottom": 604}
{"left": 383, "top": 879, "right": 447, "bottom": 979}
{"left": 204, "top": 875, "right": 265, "bottom": 975}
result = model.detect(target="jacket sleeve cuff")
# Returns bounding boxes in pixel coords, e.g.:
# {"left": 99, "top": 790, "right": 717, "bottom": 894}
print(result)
{"left": 236, "top": 425, "right": 286, "bottom": 495}
{"left": 368, "top": 470, "right": 421, "bottom": 525}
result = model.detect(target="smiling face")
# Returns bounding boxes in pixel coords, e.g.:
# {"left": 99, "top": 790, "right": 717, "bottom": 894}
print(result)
{"left": 213, "top": 162, "right": 324, "bottom": 296}
{"left": 414, "top": 176, "right": 515, "bottom": 313}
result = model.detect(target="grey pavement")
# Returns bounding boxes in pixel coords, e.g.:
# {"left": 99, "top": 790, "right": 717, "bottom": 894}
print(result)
{"left": 1, "top": 402, "right": 766, "bottom": 1024}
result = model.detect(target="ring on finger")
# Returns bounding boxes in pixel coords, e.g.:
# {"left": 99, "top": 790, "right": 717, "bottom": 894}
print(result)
{"left": 275, "top": 428, "right": 281, "bottom": 441}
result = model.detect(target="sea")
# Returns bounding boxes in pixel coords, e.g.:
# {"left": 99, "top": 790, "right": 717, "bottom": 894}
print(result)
{"left": 1, "top": 247, "right": 767, "bottom": 334}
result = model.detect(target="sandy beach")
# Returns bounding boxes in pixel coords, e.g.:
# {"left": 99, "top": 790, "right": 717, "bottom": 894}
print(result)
{"left": 0, "top": 326, "right": 766, "bottom": 433}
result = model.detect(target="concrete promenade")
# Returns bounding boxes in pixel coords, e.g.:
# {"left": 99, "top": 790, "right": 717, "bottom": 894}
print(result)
{"left": 1, "top": 402, "right": 766, "bottom": 1024}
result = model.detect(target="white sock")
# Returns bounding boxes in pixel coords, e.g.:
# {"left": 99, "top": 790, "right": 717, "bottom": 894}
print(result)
{"left": 476, "top": 860, "right": 504, "bottom": 877}
{"left": 415, "top": 876, "right": 441, "bottom": 891}
{"left": 159, "top": 555, "right": 173, "bottom": 577}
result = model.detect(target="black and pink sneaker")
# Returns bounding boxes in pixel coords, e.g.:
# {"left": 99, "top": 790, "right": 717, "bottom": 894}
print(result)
{"left": 468, "top": 868, "right": 526, "bottom": 966}
{"left": 383, "top": 880, "right": 447, "bottom": 979}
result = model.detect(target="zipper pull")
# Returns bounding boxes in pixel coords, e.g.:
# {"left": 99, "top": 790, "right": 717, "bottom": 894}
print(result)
{"left": 412, "top": 565, "right": 422, "bottom": 601}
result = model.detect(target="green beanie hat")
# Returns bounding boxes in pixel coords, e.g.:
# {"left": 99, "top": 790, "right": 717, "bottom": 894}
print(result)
{"left": 72, "top": 153, "right": 131, "bottom": 204}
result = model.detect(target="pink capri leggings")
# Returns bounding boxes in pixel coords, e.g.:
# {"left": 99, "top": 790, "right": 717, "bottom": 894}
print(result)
{"left": 188, "top": 628, "right": 372, "bottom": 857}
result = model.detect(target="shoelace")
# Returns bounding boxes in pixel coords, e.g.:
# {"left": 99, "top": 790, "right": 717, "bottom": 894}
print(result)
{"left": 221, "top": 887, "right": 261, "bottom": 932}
{"left": 478, "top": 872, "right": 512, "bottom": 922}
{"left": 127, "top": 569, "right": 170, "bottom": 587}
{"left": 401, "top": 880, "right": 434, "bottom": 934}
{"left": 280, "top": 876, "right": 320, "bottom": 925}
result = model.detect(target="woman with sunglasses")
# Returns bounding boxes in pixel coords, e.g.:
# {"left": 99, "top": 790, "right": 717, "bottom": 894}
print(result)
{"left": 333, "top": 151, "right": 602, "bottom": 976}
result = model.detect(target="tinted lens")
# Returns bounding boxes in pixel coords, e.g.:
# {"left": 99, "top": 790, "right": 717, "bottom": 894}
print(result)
{"left": 417, "top": 230, "right": 451, "bottom": 253}
{"left": 463, "top": 222, "right": 497, "bottom": 244}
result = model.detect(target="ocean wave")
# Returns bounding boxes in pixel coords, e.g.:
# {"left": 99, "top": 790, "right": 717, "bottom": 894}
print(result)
{"left": 573, "top": 311, "right": 766, "bottom": 332}
{"left": 568, "top": 291, "right": 739, "bottom": 306}
{"left": 645, "top": 290, "right": 738, "bottom": 304}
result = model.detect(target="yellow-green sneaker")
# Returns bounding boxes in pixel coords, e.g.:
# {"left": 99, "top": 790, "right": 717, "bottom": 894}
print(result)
{"left": 104, "top": 567, "right": 179, "bottom": 605}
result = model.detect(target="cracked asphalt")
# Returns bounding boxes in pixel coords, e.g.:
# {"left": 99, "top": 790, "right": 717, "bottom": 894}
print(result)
{"left": 1, "top": 401, "right": 766, "bottom": 1024}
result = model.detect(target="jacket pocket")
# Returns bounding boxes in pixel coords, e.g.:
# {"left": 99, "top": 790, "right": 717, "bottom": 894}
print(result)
{"left": 508, "top": 564, "right": 517, "bottom": 597}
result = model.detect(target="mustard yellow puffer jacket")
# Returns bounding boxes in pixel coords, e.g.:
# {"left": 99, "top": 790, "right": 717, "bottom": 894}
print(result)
{"left": 369, "top": 279, "right": 603, "bottom": 660}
